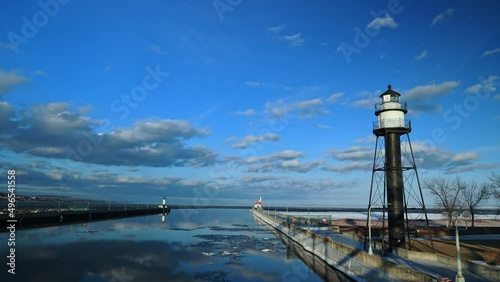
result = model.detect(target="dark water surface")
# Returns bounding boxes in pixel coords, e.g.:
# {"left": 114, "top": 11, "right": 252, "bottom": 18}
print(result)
{"left": 1, "top": 209, "right": 324, "bottom": 282}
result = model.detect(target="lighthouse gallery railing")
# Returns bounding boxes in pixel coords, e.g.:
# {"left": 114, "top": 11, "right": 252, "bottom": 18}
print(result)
{"left": 374, "top": 100, "right": 407, "bottom": 112}
{"left": 373, "top": 119, "right": 411, "bottom": 130}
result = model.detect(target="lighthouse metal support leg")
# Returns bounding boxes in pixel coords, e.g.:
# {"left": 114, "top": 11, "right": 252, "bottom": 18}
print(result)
{"left": 381, "top": 171, "right": 387, "bottom": 255}
{"left": 403, "top": 186, "right": 412, "bottom": 249}
{"left": 406, "top": 133, "right": 434, "bottom": 252}
{"left": 365, "top": 136, "right": 380, "bottom": 251}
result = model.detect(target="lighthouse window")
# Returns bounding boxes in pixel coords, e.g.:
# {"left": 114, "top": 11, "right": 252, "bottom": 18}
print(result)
{"left": 390, "top": 94, "right": 399, "bottom": 102}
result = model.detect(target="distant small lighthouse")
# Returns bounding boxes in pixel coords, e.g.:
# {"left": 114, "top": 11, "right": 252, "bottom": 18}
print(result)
{"left": 160, "top": 196, "right": 171, "bottom": 215}
{"left": 366, "top": 85, "right": 433, "bottom": 253}
{"left": 254, "top": 196, "right": 262, "bottom": 210}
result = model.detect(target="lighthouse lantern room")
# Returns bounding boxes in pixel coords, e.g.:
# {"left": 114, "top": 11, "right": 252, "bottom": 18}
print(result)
{"left": 373, "top": 84, "right": 410, "bottom": 134}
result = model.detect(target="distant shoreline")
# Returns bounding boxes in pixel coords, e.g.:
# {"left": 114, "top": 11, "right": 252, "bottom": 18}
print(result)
{"left": 1, "top": 200, "right": 498, "bottom": 214}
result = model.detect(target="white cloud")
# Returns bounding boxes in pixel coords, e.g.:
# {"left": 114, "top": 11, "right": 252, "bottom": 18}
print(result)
{"left": 245, "top": 81, "right": 261, "bottom": 87}
{"left": 445, "top": 163, "right": 498, "bottom": 174}
{"left": 244, "top": 153, "right": 325, "bottom": 173}
{"left": 324, "top": 140, "right": 486, "bottom": 174}
{"left": 327, "top": 146, "right": 373, "bottom": 161}
{"left": 293, "top": 98, "right": 328, "bottom": 119}
{"left": 404, "top": 81, "right": 460, "bottom": 101}
{"left": 244, "top": 81, "right": 293, "bottom": 90}
{"left": 234, "top": 109, "right": 258, "bottom": 116}
{"left": 367, "top": 14, "right": 399, "bottom": 30}
{"left": 227, "top": 133, "right": 281, "bottom": 149}
{"left": 265, "top": 100, "right": 289, "bottom": 119}
{"left": 414, "top": 49, "right": 428, "bottom": 61}
{"left": 0, "top": 103, "right": 217, "bottom": 167}
{"left": 0, "top": 162, "right": 197, "bottom": 198}
{"left": 350, "top": 84, "right": 454, "bottom": 114}
{"left": 281, "top": 158, "right": 299, "bottom": 168}
{"left": 285, "top": 160, "right": 326, "bottom": 173}
{"left": 315, "top": 124, "right": 332, "bottom": 129}
{"left": 294, "top": 98, "right": 322, "bottom": 108}
{"left": 0, "top": 69, "right": 28, "bottom": 94}
{"left": 246, "top": 150, "right": 303, "bottom": 164}
{"left": 350, "top": 90, "right": 382, "bottom": 110}
{"left": 0, "top": 102, "right": 15, "bottom": 129}
{"left": 465, "top": 75, "right": 499, "bottom": 94}
{"left": 240, "top": 175, "right": 277, "bottom": 183}
{"left": 33, "top": 70, "right": 48, "bottom": 76}
{"left": 406, "top": 141, "right": 481, "bottom": 173}
{"left": 354, "top": 136, "right": 376, "bottom": 144}
{"left": 283, "top": 33, "right": 304, "bottom": 47}
{"left": 480, "top": 48, "right": 500, "bottom": 57}
{"left": 327, "top": 92, "right": 344, "bottom": 103}
{"left": 450, "top": 152, "right": 478, "bottom": 162}
{"left": 268, "top": 25, "right": 285, "bottom": 34}
{"left": 322, "top": 161, "right": 371, "bottom": 172}
{"left": 431, "top": 8, "right": 454, "bottom": 27}
{"left": 265, "top": 98, "right": 328, "bottom": 120}
{"left": 352, "top": 97, "right": 378, "bottom": 110}
{"left": 267, "top": 25, "right": 304, "bottom": 47}
{"left": 466, "top": 84, "right": 482, "bottom": 94}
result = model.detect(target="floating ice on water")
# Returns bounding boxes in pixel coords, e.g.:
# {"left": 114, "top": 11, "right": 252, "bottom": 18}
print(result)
{"left": 222, "top": 250, "right": 238, "bottom": 256}
{"left": 201, "top": 252, "right": 215, "bottom": 256}
{"left": 261, "top": 249, "right": 274, "bottom": 253}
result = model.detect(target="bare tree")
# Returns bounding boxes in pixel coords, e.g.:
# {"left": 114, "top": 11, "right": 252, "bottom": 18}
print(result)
{"left": 423, "top": 176, "right": 464, "bottom": 226}
{"left": 460, "top": 181, "right": 493, "bottom": 227}
{"left": 489, "top": 172, "right": 500, "bottom": 200}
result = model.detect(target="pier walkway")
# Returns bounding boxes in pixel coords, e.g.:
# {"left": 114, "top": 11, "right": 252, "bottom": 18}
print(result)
{"left": 253, "top": 209, "right": 498, "bottom": 282}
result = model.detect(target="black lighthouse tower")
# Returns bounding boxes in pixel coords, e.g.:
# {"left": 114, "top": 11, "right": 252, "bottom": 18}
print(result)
{"left": 366, "top": 85, "right": 433, "bottom": 253}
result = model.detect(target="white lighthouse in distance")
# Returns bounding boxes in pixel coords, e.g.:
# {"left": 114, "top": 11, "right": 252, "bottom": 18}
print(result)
{"left": 159, "top": 195, "right": 170, "bottom": 221}
{"left": 158, "top": 196, "right": 169, "bottom": 210}
{"left": 253, "top": 196, "right": 262, "bottom": 210}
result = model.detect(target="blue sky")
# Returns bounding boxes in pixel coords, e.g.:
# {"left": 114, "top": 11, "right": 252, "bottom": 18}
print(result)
{"left": 1, "top": 0, "right": 499, "bottom": 207}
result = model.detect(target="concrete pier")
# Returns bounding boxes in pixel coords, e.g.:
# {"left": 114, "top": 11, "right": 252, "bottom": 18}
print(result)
{"left": 0, "top": 208, "right": 169, "bottom": 229}
{"left": 252, "top": 209, "right": 438, "bottom": 282}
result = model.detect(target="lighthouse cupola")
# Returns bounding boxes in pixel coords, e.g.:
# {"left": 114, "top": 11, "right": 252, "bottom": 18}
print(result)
{"left": 373, "top": 85, "right": 411, "bottom": 136}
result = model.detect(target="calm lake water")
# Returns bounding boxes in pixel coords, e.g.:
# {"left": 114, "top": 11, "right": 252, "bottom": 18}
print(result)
{"left": 1, "top": 209, "right": 324, "bottom": 282}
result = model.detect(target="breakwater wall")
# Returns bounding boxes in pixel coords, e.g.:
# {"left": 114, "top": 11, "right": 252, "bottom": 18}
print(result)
{"left": 254, "top": 213, "right": 356, "bottom": 282}
{"left": 0, "top": 207, "right": 169, "bottom": 229}
{"left": 252, "top": 209, "right": 438, "bottom": 282}
{"left": 347, "top": 229, "right": 499, "bottom": 281}
{"left": 393, "top": 245, "right": 500, "bottom": 281}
